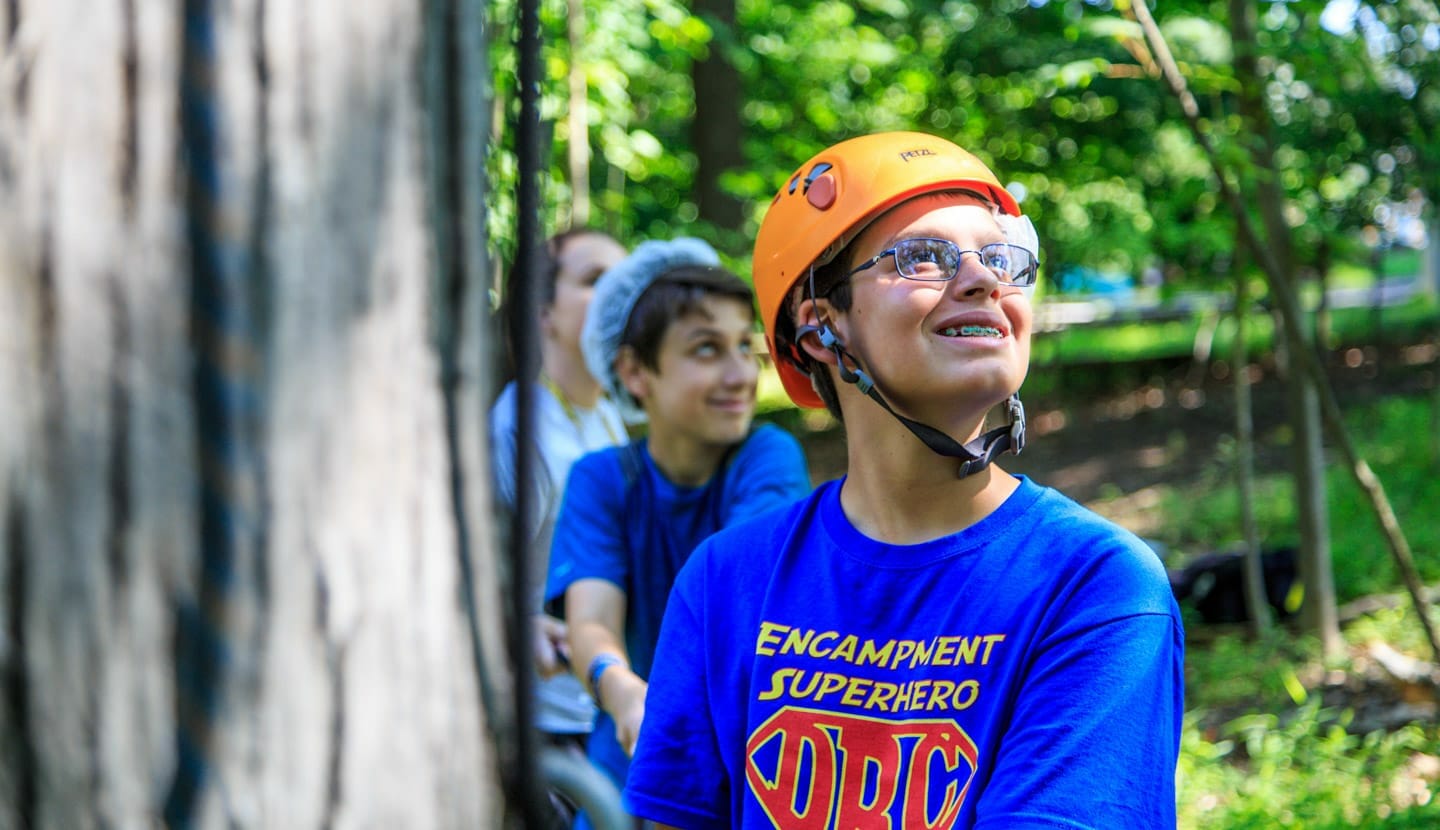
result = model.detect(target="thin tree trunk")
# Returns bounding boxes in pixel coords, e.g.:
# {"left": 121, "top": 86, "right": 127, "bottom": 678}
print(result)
{"left": 1276, "top": 314, "right": 1340, "bottom": 651}
{"left": 565, "top": 0, "right": 590, "bottom": 226}
{"left": 1233, "top": 267, "right": 1272, "bottom": 635}
{"left": 1227, "top": 0, "right": 1337, "bottom": 653}
{"left": 690, "top": 0, "right": 743, "bottom": 231}
{"left": 1315, "top": 237, "right": 1332, "bottom": 350}
{"left": 0, "top": 2, "right": 508, "bottom": 827}
{"left": 1130, "top": 0, "right": 1439, "bottom": 657}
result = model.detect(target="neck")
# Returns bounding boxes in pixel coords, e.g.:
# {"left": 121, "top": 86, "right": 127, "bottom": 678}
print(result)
{"left": 540, "top": 341, "right": 601, "bottom": 409}
{"left": 646, "top": 427, "right": 732, "bottom": 488}
{"left": 838, "top": 403, "right": 1017, "bottom": 545}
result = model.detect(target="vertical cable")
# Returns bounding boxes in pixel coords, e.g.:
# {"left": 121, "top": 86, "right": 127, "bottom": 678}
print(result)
{"left": 510, "top": 0, "right": 548, "bottom": 820}
{"left": 165, "top": 1, "right": 258, "bottom": 826}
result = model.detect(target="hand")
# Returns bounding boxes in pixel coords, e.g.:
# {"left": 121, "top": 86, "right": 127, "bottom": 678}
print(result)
{"left": 531, "top": 614, "right": 570, "bottom": 679}
{"left": 605, "top": 672, "right": 648, "bottom": 757}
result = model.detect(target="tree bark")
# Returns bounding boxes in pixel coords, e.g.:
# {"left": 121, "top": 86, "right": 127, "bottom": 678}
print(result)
{"left": 565, "top": 0, "right": 590, "bottom": 226}
{"left": 1227, "top": 0, "right": 1338, "bottom": 654}
{"left": 690, "top": 0, "right": 744, "bottom": 232}
{"left": 0, "top": 1, "right": 507, "bottom": 827}
{"left": 1232, "top": 267, "right": 1272, "bottom": 635}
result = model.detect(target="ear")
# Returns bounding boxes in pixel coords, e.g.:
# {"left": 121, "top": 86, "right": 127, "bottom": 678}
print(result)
{"left": 793, "top": 298, "right": 842, "bottom": 367}
{"left": 615, "top": 345, "right": 650, "bottom": 403}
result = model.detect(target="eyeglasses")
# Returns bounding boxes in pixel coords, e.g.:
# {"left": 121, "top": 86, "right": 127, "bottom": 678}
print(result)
{"left": 847, "top": 237, "right": 1039, "bottom": 287}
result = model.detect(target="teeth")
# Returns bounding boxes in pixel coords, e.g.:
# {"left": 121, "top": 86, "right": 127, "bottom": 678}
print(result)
{"left": 942, "top": 325, "right": 1003, "bottom": 337}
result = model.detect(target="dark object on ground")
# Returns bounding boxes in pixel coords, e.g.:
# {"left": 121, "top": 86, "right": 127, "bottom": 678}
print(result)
{"left": 1169, "top": 546, "right": 1298, "bottom": 625}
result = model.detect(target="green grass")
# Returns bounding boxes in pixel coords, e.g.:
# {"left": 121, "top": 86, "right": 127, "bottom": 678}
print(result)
{"left": 1179, "top": 601, "right": 1440, "bottom": 829}
{"left": 1178, "top": 701, "right": 1440, "bottom": 828}
{"left": 1031, "top": 294, "right": 1439, "bottom": 369}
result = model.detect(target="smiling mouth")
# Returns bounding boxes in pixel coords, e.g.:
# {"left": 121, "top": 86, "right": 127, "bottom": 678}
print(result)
{"left": 940, "top": 325, "right": 1005, "bottom": 338}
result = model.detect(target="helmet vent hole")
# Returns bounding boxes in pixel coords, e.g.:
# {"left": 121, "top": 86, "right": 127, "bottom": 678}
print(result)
{"left": 802, "top": 162, "right": 833, "bottom": 193}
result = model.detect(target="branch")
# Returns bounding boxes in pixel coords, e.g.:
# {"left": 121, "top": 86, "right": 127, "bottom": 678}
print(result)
{"left": 1126, "top": 0, "right": 1440, "bottom": 658}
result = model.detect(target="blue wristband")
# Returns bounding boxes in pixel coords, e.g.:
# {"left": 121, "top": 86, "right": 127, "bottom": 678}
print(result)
{"left": 587, "top": 654, "right": 624, "bottom": 710}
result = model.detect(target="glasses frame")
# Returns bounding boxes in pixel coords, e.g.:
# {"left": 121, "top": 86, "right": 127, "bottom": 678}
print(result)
{"left": 846, "top": 237, "right": 1039, "bottom": 287}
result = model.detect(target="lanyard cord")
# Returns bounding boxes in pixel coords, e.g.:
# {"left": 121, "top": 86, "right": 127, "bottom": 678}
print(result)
{"left": 539, "top": 373, "right": 623, "bottom": 446}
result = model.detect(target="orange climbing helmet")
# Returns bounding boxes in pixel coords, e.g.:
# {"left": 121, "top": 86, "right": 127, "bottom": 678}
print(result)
{"left": 754, "top": 131, "right": 1023, "bottom": 409}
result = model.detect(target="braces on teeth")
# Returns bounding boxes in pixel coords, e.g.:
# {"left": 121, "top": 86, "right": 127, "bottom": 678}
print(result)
{"left": 942, "top": 325, "right": 1003, "bottom": 337}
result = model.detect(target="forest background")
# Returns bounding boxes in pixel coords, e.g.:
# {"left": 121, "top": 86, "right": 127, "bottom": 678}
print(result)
{"left": 2, "top": 0, "right": 1439, "bottom": 827}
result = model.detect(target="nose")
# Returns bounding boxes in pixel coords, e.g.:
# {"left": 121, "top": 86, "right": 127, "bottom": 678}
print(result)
{"left": 722, "top": 346, "right": 759, "bottom": 387}
{"left": 948, "top": 251, "right": 1002, "bottom": 299}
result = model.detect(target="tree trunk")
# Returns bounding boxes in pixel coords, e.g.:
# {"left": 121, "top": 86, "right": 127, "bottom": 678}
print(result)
{"left": 565, "top": 0, "right": 591, "bottom": 226}
{"left": 1275, "top": 316, "right": 1341, "bottom": 653}
{"left": 1227, "top": 0, "right": 1340, "bottom": 655}
{"left": 1232, "top": 267, "right": 1272, "bottom": 635}
{"left": 690, "top": 0, "right": 744, "bottom": 232}
{"left": 0, "top": 1, "right": 509, "bottom": 827}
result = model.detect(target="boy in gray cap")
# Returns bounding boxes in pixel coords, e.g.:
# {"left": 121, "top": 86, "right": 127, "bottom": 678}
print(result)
{"left": 547, "top": 237, "right": 812, "bottom": 797}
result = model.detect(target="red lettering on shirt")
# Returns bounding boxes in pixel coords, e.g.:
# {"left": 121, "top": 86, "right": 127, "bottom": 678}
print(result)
{"left": 746, "top": 707, "right": 978, "bottom": 829}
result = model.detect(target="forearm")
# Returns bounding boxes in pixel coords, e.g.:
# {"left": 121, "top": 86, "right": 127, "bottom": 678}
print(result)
{"left": 568, "top": 619, "right": 646, "bottom": 718}
{"left": 565, "top": 578, "right": 650, "bottom": 755}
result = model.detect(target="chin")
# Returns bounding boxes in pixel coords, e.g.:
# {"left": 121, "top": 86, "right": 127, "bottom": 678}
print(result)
{"left": 704, "top": 415, "right": 754, "bottom": 446}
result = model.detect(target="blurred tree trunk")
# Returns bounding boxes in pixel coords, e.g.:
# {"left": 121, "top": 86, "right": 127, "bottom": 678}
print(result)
{"left": 691, "top": 0, "right": 743, "bottom": 232}
{"left": 0, "top": 1, "right": 510, "bottom": 827}
{"left": 1229, "top": 0, "right": 1340, "bottom": 654}
{"left": 1314, "top": 237, "right": 1332, "bottom": 350}
{"left": 565, "top": 0, "right": 591, "bottom": 226}
{"left": 1231, "top": 250, "right": 1271, "bottom": 635}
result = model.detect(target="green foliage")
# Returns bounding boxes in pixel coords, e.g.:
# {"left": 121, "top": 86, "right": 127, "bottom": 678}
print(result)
{"left": 1185, "top": 631, "right": 1321, "bottom": 708}
{"left": 1181, "top": 606, "right": 1440, "bottom": 829}
{"left": 1179, "top": 701, "right": 1440, "bottom": 828}
{"left": 486, "top": 0, "right": 1440, "bottom": 301}
{"left": 1327, "top": 395, "right": 1440, "bottom": 600}
{"left": 1153, "top": 393, "right": 1440, "bottom": 605}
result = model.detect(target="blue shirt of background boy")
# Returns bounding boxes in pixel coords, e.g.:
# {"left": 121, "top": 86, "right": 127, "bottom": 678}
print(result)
{"left": 548, "top": 422, "right": 811, "bottom": 788}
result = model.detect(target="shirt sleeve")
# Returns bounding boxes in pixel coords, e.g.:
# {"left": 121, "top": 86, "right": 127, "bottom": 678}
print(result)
{"left": 624, "top": 553, "right": 731, "bottom": 829}
{"left": 489, "top": 385, "right": 560, "bottom": 548}
{"left": 488, "top": 389, "right": 520, "bottom": 511}
{"left": 546, "top": 449, "right": 629, "bottom": 602}
{"left": 721, "top": 425, "right": 811, "bottom": 525}
{"left": 974, "top": 545, "right": 1185, "bottom": 829}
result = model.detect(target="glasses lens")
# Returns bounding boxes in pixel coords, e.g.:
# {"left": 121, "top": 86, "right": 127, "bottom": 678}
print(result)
{"left": 980, "top": 243, "right": 1037, "bottom": 285}
{"left": 894, "top": 238, "right": 961, "bottom": 281}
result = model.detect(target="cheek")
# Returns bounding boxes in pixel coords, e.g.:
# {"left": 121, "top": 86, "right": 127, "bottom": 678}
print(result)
{"left": 999, "top": 293, "right": 1033, "bottom": 335}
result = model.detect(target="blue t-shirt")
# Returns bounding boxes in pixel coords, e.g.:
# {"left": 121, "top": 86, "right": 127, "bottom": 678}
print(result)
{"left": 625, "top": 476, "right": 1184, "bottom": 829}
{"left": 549, "top": 423, "right": 811, "bottom": 787}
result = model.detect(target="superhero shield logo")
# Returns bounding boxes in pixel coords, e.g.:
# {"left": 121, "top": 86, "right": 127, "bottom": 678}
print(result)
{"left": 746, "top": 707, "right": 979, "bottom": 829}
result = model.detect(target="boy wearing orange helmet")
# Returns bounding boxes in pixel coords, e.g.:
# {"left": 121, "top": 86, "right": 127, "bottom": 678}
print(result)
{"left": 625, "top": 133, "right": 1183, "bottom": 828}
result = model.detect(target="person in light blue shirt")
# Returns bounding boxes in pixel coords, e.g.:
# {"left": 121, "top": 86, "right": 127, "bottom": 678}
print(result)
{"left": 549, "top": 238, "right": 812, "bottom": 797}
{"left": 490, "top": 229, "right": 628, "bottom": 738}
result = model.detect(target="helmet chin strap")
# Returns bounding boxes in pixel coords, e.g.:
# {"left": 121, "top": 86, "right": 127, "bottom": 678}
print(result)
{"left": 795, "top": 323, "right": 1026, "bottom": 479}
